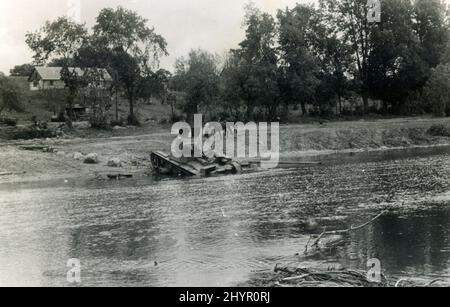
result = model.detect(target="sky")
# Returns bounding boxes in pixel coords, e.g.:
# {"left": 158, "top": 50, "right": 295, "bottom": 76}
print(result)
{"left": 1, "top": 0, "right": 448, "bottom": 75}
{"left": 0, "top": 0, "right": 313, "bottom": 74}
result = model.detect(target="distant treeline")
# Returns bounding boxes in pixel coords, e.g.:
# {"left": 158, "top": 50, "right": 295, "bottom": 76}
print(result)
{"left": 171, "top": 0, "right": 450, "bottom": 122}
{"left": 8, "top": 0, "right": 450, "bottom": 127}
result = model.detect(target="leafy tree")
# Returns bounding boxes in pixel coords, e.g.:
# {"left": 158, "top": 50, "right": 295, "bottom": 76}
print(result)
{"left": 364, "top": 0, "right": 449, "bottom": 113}
{"left": 0, "top": 74, "right": 23, "bottom": 116}
{"left": 60, "top": 67, "right": 88, "bottom": 128}
{"left": 320, "top": 0, "right": 379, "bottom": 114}
{"left": 137, "top": 68, "right": 172, "bottom": 104}
{"left": 277, "top": 4, "right": 322, "bottom": 116}
{"left": 366, "top": 0, "right": 426, "bottom": 112}
{"left": 423, "top": 63, "right": 450, "bottom": 116}
{"left": 75, "top": 37, "right": 122, "bottom": 121}
{"left": 172, "top": 49, "right": 220, "bottom": 123}
{"left": 413, "top": 0, "right": 450, "bottom": 68}
{"left": 47, "top": 57, "right": 76, "bottom": 67}
{"left": 442, "top": 41, "right": 450, "bottom": 64}
{"left": 234, "top": 4, "right": 280, "bottom": 120}
{"left": 25, "top": 17, "right": 88, "bottom": 65}
{"left": 93, "top": 6, "right": 168, "bottom": 125}
{"left": 221, "top": 52, "right": 247, "bottom": 120}
{"left": 26, "top": 17, "right": 88, "bottom": 127}
{"left": 81, "top": 69, "right": 113, "bottom": 129}
{"left": 9, "top": 64, "right": 35, "bottom": 77}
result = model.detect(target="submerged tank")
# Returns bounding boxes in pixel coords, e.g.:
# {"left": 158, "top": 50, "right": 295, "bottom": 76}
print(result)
{"left": 150, "top": 151, "right": 248, "bottom": 177}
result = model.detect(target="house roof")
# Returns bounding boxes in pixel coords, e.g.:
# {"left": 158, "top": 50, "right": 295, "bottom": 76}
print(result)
{"left": 30, "top": 67, "right": 113, "bottom": 82}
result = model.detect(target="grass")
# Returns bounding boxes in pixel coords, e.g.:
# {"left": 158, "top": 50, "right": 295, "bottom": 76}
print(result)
{"left": 6, "top": 76, "right": 175, "bottom": 125}
{"left": 428, "top": 123, "right": 450, "bottom": 137}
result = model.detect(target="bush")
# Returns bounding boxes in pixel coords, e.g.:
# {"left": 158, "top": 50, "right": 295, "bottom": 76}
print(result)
{"left": 0, "top": 117, "right": 18, "bottom": 127}
{"left": 89, "top": 114, "right": 109, "bottom": 130}
{"left": 11, "top": 126, "right": 56, "bottom": 140}
{"left": 428, "top": 124, "right": 450, "bottom": 137}
{"left": 158, "top": 118, "right": 168, "bottom": 125}
{"left": 0, "top": 75, "right": 23, "bottom": 115}
{"left": 50, "top": 113, "right": 66, "bottom": 123}
{"left": 110, "top": 119, "right": 125, "bottom": 127}
{"left": 170, "top": 114, "right": 185, "bottom": 123}
{"left": 423, "top": 64, "right": 450, "bottom": 117}
{"left": 127, "top": 114, "right": 141, "bottom": 126}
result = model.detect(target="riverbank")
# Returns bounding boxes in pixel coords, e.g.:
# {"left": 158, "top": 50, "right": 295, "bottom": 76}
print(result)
{"left": 1, "top": 120, "right": 450, "bottom": 287}
{"left": 0, "top": 116, "right": 449, "bottom": 185}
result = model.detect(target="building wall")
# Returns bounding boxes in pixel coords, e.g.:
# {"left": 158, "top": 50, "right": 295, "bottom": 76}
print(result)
{"left": 29, "top": 80, "right": 66, "bottom": 91}
{"left": 29, "top": 80, "right": 43, "bottom": 91}
{"left": 42, "top": 80, "right": 65, "bottom": 90}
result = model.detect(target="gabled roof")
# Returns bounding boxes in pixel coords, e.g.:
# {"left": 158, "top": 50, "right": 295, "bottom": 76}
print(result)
{"left": 30, "top": 67, "right": 113, "bottom": 82}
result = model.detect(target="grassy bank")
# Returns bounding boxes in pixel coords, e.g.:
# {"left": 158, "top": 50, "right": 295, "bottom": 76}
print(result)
{"left": 279, "top": 117, "right": 450, "bottom": 154}
{"left": 1, "top": 116, "right": 450, "bottom": 185}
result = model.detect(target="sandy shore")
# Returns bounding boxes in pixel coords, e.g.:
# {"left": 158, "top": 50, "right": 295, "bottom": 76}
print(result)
{"left": 1, "top": 116, "right": 449, "bottom": 185}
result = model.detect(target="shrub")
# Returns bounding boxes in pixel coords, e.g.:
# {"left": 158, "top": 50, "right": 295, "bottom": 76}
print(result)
{"left": 127, "top": 114, "right": 141, "bottom": 126}
{"left": 0, "top": 117, "right": 18, "bottom": 127}
{"left": 170, "top": 114, "right": 185, "bottom": 123}
{"left": 11, "top": 126, "right": 56, "bottom": 140}
{"left": 423, "top": 64, "right": 450, "bottom": 117}
{"left": 110, "top": 119, "right": 125, "bottom": 127}
{"left": 428, "top": 124, "right": 450, "bottom": 137}
{"left": 89, "top": 112, "right": 109, "bottom": 130}
{"left": 158, "top": 118, "right": 168, "bottom": 125}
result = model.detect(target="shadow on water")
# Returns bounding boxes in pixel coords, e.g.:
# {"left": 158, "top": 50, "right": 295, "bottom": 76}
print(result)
{"left": 339, "top": 209, "right": 450, "bottom": 279}
{"left": 0, "top": 145, "right": 449, "bottom": 286}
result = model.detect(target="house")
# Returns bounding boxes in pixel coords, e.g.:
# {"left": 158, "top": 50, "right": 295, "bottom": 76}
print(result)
{"left": 28, "top": 67, "right": 113, "bottom": 91}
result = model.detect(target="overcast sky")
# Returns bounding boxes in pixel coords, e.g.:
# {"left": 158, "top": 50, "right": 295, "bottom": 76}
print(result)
{"left": 0, "top": 0, "right": 317, "bottom": 74}
{"left": 1, "top": 0, "right": 448, "bottom": 75}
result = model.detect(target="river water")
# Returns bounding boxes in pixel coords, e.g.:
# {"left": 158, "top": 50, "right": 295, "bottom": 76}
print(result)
{"left": 0, "top": 146, "right": 449, "bottom": 287}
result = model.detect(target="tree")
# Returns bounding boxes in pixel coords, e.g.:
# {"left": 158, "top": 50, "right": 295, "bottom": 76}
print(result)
{"left": 137, "top": 68, "right": 172, "bottom": 104}
{"left": 423, "top": 63, "right": 450, "bottom": 116}
{"left": 9, "top": 64, "right": 35, "bottom": 77}
{"left": 413, "top": 0, "right": 450, "bottom": 68}
{"left": 81, "top": 69, "right": 112, "bottom": 129}
{"left": 363, "top": 0, "right": 450, "bottom": 114}
{"left": 442, "top": 41, "right": 450, "bottom": 64}
{"left": 47, "top": 57, "right": 76, "bottom": 67}
{"left": 366, "top": 0, "right": 425, "bottom": 113}
{"left": 221, "top": 52, "right": 247, "bottom": 120}
{"left": 93, "top": 6, "right": 168, "bottom": 125}
{"left": 26, "top": 17, "right": 88, "bottom": 127}
{"left": 172, "top": 49, "right": 221, "bottom": 123}
{"left": 233, "top": 4, "right": 280, "bottom": 120}
{"left": 25, "top": 17, "right": 88, "bottom": 65}
{"left": 74, "top": 37, "right": 122, "bottom": 121}
{"left": 277, "top": 4, "right": 322, "bottom": 116}
{"left": 60, "top": 67, "right": 88, "bottom": 128}
{"left": 0, "top": 74, "right": 23, "bottom": 116}
{"left": 320, "top": 0, "right": 379, "bottom": 114}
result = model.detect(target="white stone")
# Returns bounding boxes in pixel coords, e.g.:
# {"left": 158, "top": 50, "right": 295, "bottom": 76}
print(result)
{"left": 84, "top": 153, "right": 99, "bottom": 164}
{"left": 73, "top": 152, "right": 85, "bottom": 161}
{"left": 107, "top": 158, "right": 122, "bottom": 167}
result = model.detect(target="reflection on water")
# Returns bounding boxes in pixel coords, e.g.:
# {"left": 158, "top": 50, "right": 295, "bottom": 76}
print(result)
{"left": 0, "top": 147, "right": 449, "bottom": 286}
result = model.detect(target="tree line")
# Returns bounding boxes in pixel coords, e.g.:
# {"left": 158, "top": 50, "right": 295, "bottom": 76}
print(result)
{"left": 16, "top": 0, "right": 450, "bottom": 127}
{"left": 24, "top": 6, "right": 169, "bottom": 127}
{"left": 174, "top": 0, "right": 450, "bottom": 122}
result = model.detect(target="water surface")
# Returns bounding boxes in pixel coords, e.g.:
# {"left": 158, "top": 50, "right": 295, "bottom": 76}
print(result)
{"left": 0, "top": 146, "right": 450, "bottom": 286}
